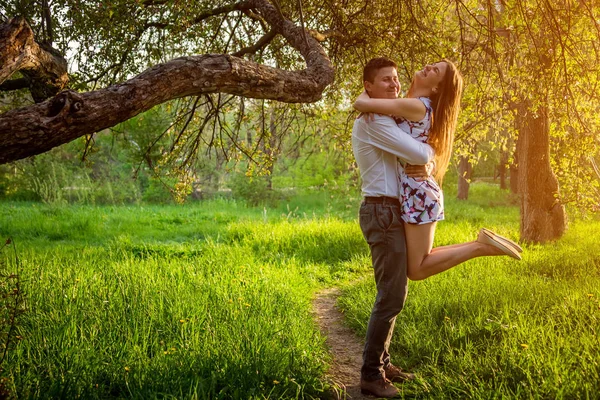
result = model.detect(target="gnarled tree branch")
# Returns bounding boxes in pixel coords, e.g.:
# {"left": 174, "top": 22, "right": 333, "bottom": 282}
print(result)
{"left": 0, "top": 0, "right": 334, "bottom": 165}
{"left": 0, "top": 17, "right": 67, "bottom": 102}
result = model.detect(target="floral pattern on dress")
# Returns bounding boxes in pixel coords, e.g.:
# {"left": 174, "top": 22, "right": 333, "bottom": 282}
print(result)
{"left": 396, "top": 97, "right": 444, "bottom": 225}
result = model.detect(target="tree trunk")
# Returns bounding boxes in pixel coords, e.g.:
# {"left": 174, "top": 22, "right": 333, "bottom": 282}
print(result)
{"left": 516, "top": 102, "right": 566, "bottom": 243}
{"left": 0, "top": 0, "right": 334, "bottom": 165}
{"left": 457, "top": 155, "right": 472, "bottom": 200}
{"left": 499, "top": 149, "right": 508, "bottom": 190}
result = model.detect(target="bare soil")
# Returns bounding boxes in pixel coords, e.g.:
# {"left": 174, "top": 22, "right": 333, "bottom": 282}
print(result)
{"left": 313, "top": 287, "right": 370, "bottom": 400}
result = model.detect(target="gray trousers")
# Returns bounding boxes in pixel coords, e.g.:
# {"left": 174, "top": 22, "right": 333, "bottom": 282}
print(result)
{"left": 359, "top": 200, "right": 409, "bottom": 381}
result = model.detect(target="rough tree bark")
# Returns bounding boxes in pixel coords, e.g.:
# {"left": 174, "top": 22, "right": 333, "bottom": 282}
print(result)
{"left": 516, "top": 102, "right": 566, "bottom": 243}
{"left": 0, "top": 0, "right": 334, "bottom": 165}
{"left": 0, "top": 17, "right": 68, "bottom": 102}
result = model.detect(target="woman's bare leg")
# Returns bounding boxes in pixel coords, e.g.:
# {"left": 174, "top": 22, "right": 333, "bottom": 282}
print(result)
{"left": 404, "top": 222, "right": 508, "bottom": 281}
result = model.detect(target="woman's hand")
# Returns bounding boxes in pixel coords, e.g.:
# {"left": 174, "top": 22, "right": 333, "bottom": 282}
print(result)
{"left": 356, "top": 90, "right": 370, "bottom": 102}
{"left": 404, "top": 161, "right": 436, "bottom": 180}
{"left": 354, "top": 90, "right": 371, "bottom": 113}
{"left": 355, "top": 91, "right": 377, "bottom": 121}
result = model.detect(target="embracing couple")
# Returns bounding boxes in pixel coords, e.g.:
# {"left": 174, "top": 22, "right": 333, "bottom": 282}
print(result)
{"left": 352, "top": 57, "right": 523, "bottom": 397}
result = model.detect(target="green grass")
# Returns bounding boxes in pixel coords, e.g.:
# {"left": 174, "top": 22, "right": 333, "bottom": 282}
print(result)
{"left": 10, "top": 243, "right": 332, "bottom": 399}
{"left": 0, "top": 194, "right": 369, "bottom": 399}
{"left": 1, "top": 184, "right": 599, "bottom": 399}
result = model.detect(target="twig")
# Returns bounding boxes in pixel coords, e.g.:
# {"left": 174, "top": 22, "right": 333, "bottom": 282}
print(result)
{"left": 233, "top": 29, "right": 276, "bottom": 57}
{"left": 591, "top": 156, "right": 600, "bottom": 181}
{"left": 297, "top": 0, "right": 310, "bottom": 49}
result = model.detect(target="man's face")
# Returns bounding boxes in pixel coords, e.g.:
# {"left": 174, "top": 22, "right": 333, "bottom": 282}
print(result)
{"left": 364, "top": 67, "right": 400, "bottom": 99}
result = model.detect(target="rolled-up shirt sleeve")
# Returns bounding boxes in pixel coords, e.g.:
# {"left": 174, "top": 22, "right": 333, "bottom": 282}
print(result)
{"left": 358, "top": 115, "right": 434, "bottom": 164}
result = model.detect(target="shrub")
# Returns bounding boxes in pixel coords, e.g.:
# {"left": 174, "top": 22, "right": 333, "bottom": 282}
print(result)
{"left": 229, "top": 172, "right": 284, "bottom": 207}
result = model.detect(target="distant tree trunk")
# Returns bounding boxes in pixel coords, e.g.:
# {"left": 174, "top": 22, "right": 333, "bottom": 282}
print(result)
{"left": 516, "top": 101, "right": 566, "bottom": 243}
{"left": 509, "top": 151, "right": 519, "bottom": 194}
{"left": 457, "top": 155, "right": 472, "bottom": 200}
{"left": 499, "top": 149, "right": 508, "bottom": 190}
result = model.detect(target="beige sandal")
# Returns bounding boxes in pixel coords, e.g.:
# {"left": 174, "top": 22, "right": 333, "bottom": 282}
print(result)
{"left": 481, "top": 228, "right": 523, "bottom": 252}
{"left": 477, "top": 229, "right": 522, "bottom": 260}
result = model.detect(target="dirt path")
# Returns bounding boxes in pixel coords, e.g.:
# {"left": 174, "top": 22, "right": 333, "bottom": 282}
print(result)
{"left": 313, "top": 287, "right": 370, "bottom": 400}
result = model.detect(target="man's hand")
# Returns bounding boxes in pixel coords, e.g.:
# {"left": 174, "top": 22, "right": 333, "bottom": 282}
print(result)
{"left": 404, "top": 161, "right": 435, "bottom": 179}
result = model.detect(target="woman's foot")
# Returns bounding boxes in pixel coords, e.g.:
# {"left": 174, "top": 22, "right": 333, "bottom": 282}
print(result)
{"left": 480, "top": 228, "right": 523, "bottom": 252}
{"left": 477, "top": 229, "right": 522, "bottom": 260}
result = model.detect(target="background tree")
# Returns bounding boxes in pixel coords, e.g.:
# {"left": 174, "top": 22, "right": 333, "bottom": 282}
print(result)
{"left": 483, "top": 0, "right": 600, "bottom": 242}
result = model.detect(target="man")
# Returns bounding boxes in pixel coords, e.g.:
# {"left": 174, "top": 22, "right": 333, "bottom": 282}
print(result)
{"left": 352, "top": 57, "right": 434, "bottom": 398}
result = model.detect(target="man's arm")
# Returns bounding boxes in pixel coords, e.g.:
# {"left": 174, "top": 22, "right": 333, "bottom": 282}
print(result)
{"left": 356, "top": 114, "right": 434, "bottom": 165}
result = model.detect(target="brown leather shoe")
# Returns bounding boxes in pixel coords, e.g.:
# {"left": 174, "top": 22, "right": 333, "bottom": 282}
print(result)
{"left": 360, "top": 377, "right": 399, "bottom": 398}
{"left": 384, "top": 363, "right": 416, "bottom": 382}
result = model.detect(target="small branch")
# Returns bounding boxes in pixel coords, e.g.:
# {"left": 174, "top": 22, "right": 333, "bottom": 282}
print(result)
{"left": 82, "top": 62, "right": 121, "bottom": 86}
{"left": 297, "top": 0, "right": 310, "bottom": 48}
{"left": 170, "top": 96, "right": 201, "bottom": 152}
{"left": 242, "top": 9, "right": 268, "bottom": 29}
{"left": 307, "top": 28, "right": 343, "bottom": 42}
{"left": 41, "top": 0, "right": 53, "bottom": 45}
{"left": 591, "top": 156, "right": 600, "bottom": 182}
{"left": 233, "top": 29, "right": 276, "bottom": 56}
{"left": 84, "top": 23, "right": 155, "bottom": 86}
{"left": 190, "top": 1, "right": 254, "bottom": 25}
{"left": 0, "top": 77, "right": 28, "bottom": 91}
{"left": 140, "top": 0, "right": 170, "bottom": 5}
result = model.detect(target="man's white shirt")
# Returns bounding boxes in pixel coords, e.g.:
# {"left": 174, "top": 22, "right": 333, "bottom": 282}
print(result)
{"left": 352, "top": 114, "right": 434, "bottom": 198}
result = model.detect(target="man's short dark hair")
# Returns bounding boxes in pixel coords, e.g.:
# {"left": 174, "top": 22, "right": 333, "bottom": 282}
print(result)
{"left": 363, "top": 57, "right": 397, "bottom": 83}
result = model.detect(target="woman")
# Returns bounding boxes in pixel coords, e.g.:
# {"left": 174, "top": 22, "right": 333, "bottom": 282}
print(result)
{"left": 354, "top": 59, "right": 522, "bottom": 281}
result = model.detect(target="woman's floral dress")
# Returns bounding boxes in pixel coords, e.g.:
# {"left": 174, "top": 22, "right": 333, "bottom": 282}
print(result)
{"left": 396, "top": 97, "right": 444, "bottom": 225}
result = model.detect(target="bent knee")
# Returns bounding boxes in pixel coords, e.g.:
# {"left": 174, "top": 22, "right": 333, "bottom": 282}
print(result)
{"left": 407, "top": 269, "right": 426, "bottom": 281}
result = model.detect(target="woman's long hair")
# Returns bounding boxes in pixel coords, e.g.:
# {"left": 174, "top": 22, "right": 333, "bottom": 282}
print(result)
{"left": 407, "top": 59, "right": 463, "bottom": 184}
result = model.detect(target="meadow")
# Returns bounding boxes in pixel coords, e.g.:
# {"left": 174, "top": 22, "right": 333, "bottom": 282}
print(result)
{"left": 1, "top": 183, "right": 599, "bottom": 399}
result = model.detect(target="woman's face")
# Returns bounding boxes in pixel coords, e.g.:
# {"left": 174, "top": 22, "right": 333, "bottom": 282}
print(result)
{"left": 414, "top": 62, "right": 447, "bottom": 94}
